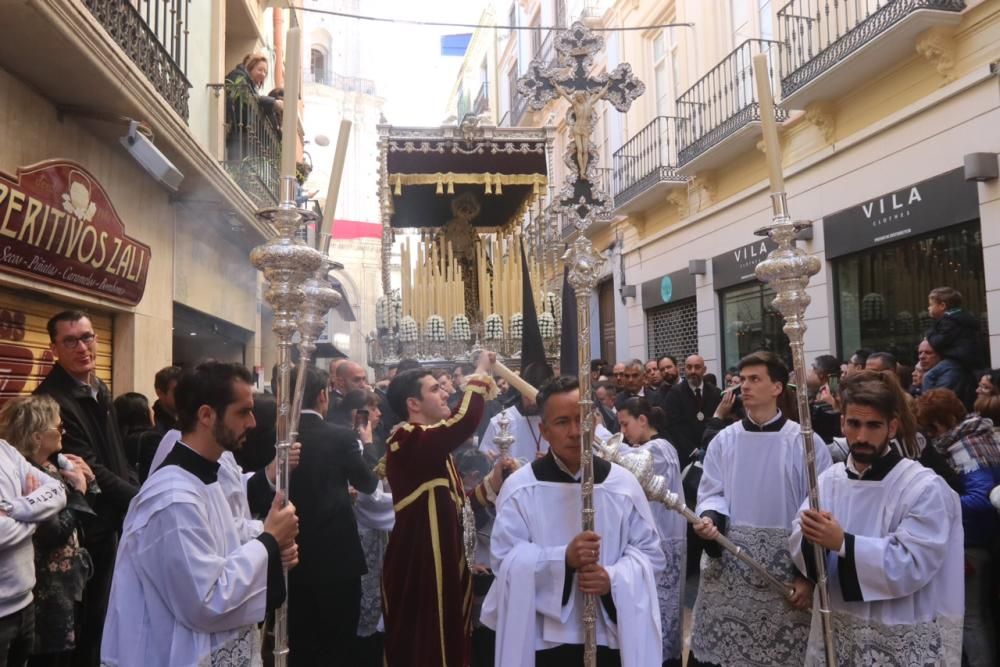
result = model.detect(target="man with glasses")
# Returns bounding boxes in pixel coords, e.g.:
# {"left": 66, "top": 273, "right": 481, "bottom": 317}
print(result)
{"left": 35, "top": 310, "right": 137, "bottom": 666}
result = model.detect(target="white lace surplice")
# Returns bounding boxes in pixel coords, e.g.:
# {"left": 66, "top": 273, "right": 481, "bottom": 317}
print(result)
{"left": 691, "top": 420, "right": 831, "bottom": 667}
{"left": 632, "top": 437, "right": 686, "bottom": 661}
{"left": 101, "top": 465, "right": 268, "bottom": 667}
{"left": 790, "top": 459, "right": 965, "bottom": 666}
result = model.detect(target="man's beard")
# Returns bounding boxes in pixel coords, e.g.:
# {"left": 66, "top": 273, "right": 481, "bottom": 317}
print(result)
{"left": 214, "top": 420, "right": 246, "bottom": 452}
{"left": 849, "top": 438, "right": 889, "bottom": 464}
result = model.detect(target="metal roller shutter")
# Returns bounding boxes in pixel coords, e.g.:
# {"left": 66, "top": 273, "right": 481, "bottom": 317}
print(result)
{"left": 646, "top": 298, "right": 697, "bottom": 363}
{"left": 0, "top": 288, "right": 113, "bottom": 407}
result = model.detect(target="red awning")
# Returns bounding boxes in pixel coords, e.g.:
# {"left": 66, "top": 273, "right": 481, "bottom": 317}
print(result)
{"left": 330, "top": 219, "right": 381, "bottom": 240}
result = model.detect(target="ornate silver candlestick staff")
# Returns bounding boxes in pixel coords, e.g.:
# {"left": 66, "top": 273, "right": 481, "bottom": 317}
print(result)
{"left": 518, "top": 22, "right": 644, "bottom": 665}
{"left": 493, "top": 409, "right": 516, "bottom": 461}
{"left": 751, "top": 55, "right": 836, "bottom": 664}
{"left": 290, "top": 248, "right": 342, "bottom": 443}
{"left": 250, "top": 176, "right": 323, "bottom": 665}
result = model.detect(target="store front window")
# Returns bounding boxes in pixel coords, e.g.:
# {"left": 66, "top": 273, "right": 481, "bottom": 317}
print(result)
{"left": 720, "top": 282, "right": 790, "bottom": 372}
{"left": 835, "top": 221, "right": 987, "bottom": 366}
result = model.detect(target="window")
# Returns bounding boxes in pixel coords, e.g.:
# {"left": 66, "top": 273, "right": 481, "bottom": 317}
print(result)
{"left": 720, "top": 282, "right": 791, "bottom": 372}
{"left": 508, "top": 63, "right": 519, "bottom": 115}
{"left": 758, "top": 0, "right": 774, "bottom": 40}
{"left": 530, "top": 15, "right": 541, "bottom": 57}
{"left": 652, "top": 31, "right": 673, "bottom": 116}
{"left": 834, "top": 221, "right": 988, "bottom": 367}
{"left": 731, "top": 0, "right": 752, "bottom": 46}
{"left": 310, "top": 48, "right": 326, "bottom": 84}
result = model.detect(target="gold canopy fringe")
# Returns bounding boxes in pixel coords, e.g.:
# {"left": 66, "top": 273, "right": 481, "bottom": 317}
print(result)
{"left": 389, "top": 172, "right": 547, "bottom": 196}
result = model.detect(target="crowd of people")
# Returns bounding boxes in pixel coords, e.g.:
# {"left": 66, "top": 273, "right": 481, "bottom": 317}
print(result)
{"left": 0, "top": 286, "right": 998, "bottom": 666}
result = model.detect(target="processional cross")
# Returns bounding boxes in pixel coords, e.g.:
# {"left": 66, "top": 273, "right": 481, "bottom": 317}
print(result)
{"left": 517, "top": 22, "right": 644, "bottom": 667}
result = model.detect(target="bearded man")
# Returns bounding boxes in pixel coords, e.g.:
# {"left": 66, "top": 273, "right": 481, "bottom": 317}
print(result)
{"left": 790, "top": 370, "right": 964, "bottom": 665}
{"left": 101, "top": 362, "right": 300, "bottom": 667}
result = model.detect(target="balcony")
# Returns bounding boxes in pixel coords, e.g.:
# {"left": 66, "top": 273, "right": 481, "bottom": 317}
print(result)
{"left": 508, "top": 92, "right": 530, "bottom": 127}
{"left": 676, "top": 39, "right": 787, "bottom": 174}
{"left": 307, "top": 70, "right": 378, "bottom": 96}
{"left": 223, "top": 82, "right": 281, "bottom": 207}
{"left": 612, "top": 116, "right": 687, "bottom": 214}
{"left": 778, "top": 0, "right": 965, "bottom": 109}
{"left": 474, "top": 81, "right": 490, "bottom": 115}
{"left": 82, "top": 0, "right": 191, "bottom": 120}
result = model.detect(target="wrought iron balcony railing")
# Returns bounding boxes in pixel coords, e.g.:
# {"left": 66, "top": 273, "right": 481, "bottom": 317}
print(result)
{"left": 509, "top": 89, "right": 530, "bottom": 126}
{"left": 778, "top": 0, "right": 966, "bottom": 100}
{"left": 223, "top": 82, "right": 281, "bottom": 207}
{"left": 474, "top": 81, "right": 490, "bottom": 114}
{"left": 535, "top": 29, "right": 557, "bottom": 67}
{"left": 612, "top": 116, "right": 685, "bottom": 207}
{"left": 675, "top": 39, "right": 787, "bottom": 166}
{"left": 83, "top": 0, "right": 192, "bottom": 120}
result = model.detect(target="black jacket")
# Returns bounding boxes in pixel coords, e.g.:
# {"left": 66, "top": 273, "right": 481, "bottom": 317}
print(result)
{"left": 662, "top": 381, "right": 722, "bottom": 464}
{"left": 926, "top": 309, "right": 983, "bottom": 371}
{"left": 34, "top": 364, "right": 138, "bottom": 537}
{"left": 290, "top": 413, "right": 379, "bottom": 582}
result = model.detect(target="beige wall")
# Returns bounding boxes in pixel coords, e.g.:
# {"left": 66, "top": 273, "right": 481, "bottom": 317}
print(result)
{"left": 0, "top": 67, "right": 174, "bottom": 398}
{"left": 1, "top": 64, "right": 266, "bottom": 396}
{"left": 173, "top": 209, "right": 258, "bottom": 334}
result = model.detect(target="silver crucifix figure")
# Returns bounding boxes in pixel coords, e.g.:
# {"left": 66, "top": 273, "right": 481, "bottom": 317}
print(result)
{"left": 518, "top": 21, "right": 644, "bottom": 667}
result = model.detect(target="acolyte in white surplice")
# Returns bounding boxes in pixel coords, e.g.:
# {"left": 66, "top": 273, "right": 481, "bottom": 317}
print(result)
{"left": 480, "top": 453, "right": 665, "bottom": 667}
{"left": 629, "top": 437, "right": 686, "bottom": 663}
{"left": 790, "top": 455, "right": 965, "bottom": 666}
{"left": 691, "top": 416, "right": 831, "bottom": 667}
{"left": 101, "top": 443, "right": 279, "bottom": 667}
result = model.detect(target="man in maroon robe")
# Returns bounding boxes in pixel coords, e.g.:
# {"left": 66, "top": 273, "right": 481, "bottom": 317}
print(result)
{"left": 382, "top": 352, "right": 499, "bottom": 666}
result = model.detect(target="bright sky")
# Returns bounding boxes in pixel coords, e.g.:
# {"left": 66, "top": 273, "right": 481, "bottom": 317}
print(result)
{"left": 343, "top": 0, "right": 489, "bottom": 125}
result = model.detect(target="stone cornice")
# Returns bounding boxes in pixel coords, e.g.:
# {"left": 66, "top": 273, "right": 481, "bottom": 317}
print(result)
{"left": 43, "top": 0, "right": 273, "bottom": 241}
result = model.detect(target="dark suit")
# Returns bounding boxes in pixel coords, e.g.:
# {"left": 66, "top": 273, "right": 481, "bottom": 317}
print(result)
{"left": 288, "top": 412, "right": 379, "bottom": 666}
{"left": 35, "top": 364, "right": 138, "bottom": 666}
{"left": 662, "top": 381, "right": 722, "bottom": 464}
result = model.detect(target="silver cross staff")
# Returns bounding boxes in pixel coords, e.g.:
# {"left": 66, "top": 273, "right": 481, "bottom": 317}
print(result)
{"left": 518, "top": 22, "right": 644, "bottom": 667}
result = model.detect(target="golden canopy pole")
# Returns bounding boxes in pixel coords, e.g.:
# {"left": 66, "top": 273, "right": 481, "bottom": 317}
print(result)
{"left": 752, "top": 53, "right": 836, "bottom": 665}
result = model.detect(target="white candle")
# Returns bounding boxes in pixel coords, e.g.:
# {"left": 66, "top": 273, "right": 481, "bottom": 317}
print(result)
{"left": 281, "top": 26, "right": 302, "bottom": 180}
{"left": 752, "top": 53, "right": 784, "bottom": 194}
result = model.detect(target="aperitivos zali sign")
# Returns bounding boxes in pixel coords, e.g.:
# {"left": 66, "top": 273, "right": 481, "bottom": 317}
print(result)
{"left": 0, "top": 160, "right": 150, "bottom": 306}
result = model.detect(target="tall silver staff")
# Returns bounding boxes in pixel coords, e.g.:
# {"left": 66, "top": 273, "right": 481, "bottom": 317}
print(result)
{"left": 751, "top": 55, "right": 836, "bottom": 664}
{"left": 251, "top": 176, "right": 323, "bottom": 666}
{"left": 517, "top": 22, "right": 644, "bottom": 665}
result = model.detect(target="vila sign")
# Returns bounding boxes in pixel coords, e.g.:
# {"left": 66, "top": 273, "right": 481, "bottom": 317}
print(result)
{"left": 823, "top": 168, "right": 979, "bottom": 259}
{"left": 0, "top": 161, "right": 150, "bottom": 305}
{"left": 712, "top": 237, "right": 779, "bottom": 290}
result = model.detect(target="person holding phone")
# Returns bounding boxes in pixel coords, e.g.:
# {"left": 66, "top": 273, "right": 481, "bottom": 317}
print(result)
{"left": 809, "top": 355, "right": 844, "bottom": 444}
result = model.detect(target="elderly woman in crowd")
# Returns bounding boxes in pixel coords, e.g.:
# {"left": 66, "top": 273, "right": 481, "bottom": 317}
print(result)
{"left": 0, "top": 395, "right": 95, "bottom": 667}
{"left": 916, "top": 388, "right": 1000, "bottom": 667}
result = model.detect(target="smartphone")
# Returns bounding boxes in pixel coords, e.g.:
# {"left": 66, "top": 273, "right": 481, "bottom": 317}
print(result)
{"left": 827, "top": 376, "right": 839, "bottom": 394}
{"left": 354, "top": 409, "right": 370, "bottom": 430}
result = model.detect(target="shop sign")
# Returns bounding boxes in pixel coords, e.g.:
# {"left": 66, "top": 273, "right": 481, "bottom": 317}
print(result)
{"left": 642, "top": 267, "right": 696, "bottom": 309}
{"left": 712, "top": 237, "right": 779, "bottom": 290}
{"left": 823, "top": 168, "right": 979, "bottom": 259}
{"left": 0, "top": 161, "right": 150, "bottom": 306}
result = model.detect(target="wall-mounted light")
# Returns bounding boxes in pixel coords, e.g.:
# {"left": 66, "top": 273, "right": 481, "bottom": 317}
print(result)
{"left": 964, "top": 152, "right": 998, "bottom": 182}
{"left": 688, "top": 259, "right": 707, "bottom": 275}
{"left": 795, "top": 226, "right": 814, "bottom": 241}
{"left": 620, "top": 285, "right": 636, "bottom": 299}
